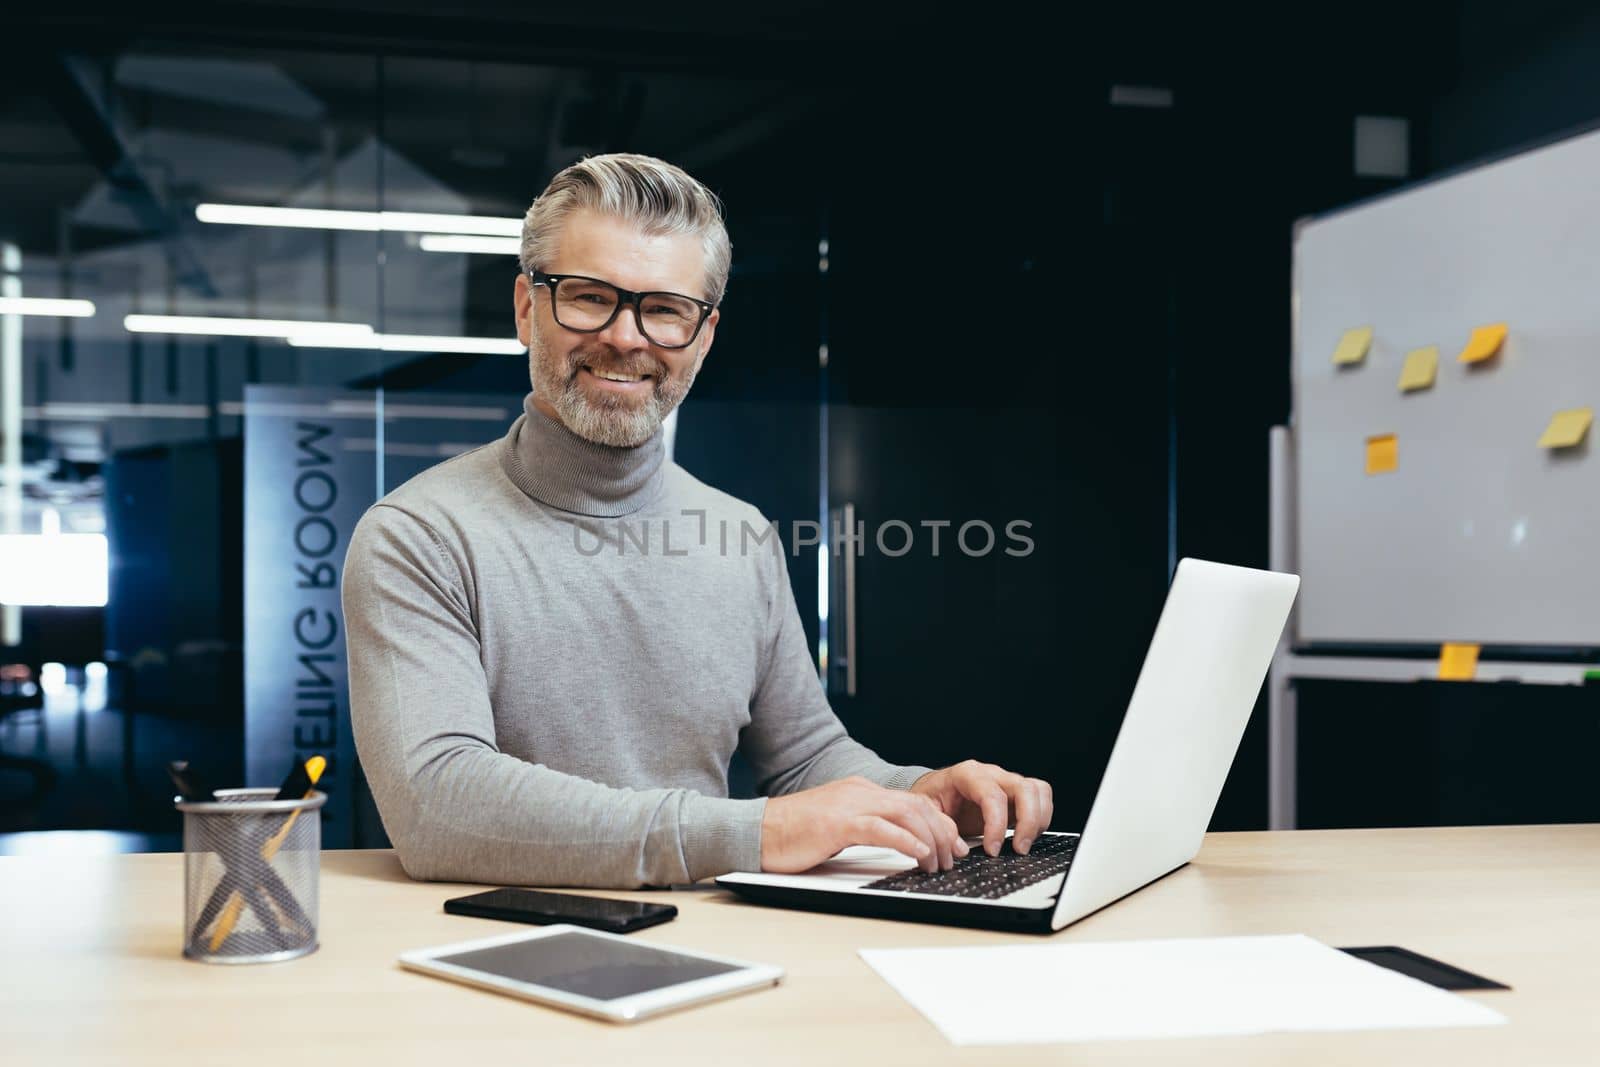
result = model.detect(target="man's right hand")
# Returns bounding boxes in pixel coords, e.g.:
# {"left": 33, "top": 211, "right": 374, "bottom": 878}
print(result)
{"left": 759, "top": 776, "right": 969, "bottom": 874}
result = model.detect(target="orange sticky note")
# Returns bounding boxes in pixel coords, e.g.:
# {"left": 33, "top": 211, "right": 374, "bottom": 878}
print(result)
{"left": 1537, "top": 407, "right": 1594, "bottom": 449}
{"left": 1457, "top": 322, "right": 1507, "bottom": 364}
{"left": 1365, "top": 433, "right": 1398, "bottom": 475}
{"left": 1438, "top": 643, "right": 1480, "bottom": 681}
{"left": 1331, "top": 326, "right": 1374, "bottom": 366}
{"left": 1397, "top": 345, "right": 1439, "bottom": 392}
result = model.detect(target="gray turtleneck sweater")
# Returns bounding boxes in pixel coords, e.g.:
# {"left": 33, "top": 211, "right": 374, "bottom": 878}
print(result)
{"left": 343, "top": 394, "right": 929, "bottom": 887}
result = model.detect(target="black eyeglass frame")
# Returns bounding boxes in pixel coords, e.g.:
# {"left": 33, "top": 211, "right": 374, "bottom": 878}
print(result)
{"left": 529, "top": 269, "right": 717, "bottom": 350}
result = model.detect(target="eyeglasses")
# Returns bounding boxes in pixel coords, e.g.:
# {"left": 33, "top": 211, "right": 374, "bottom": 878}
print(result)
{"left": 529, "top": 270, "right": 715, "bottom": 350}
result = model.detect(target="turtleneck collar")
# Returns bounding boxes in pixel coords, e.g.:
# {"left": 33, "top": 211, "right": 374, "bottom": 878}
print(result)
{"left": 499, "top": 392, "right": 667, "bottom": 517}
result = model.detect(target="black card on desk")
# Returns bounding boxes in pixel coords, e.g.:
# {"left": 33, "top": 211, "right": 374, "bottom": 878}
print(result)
{"left": 1340, "top": 946, "right": 1510, "bottom": 991}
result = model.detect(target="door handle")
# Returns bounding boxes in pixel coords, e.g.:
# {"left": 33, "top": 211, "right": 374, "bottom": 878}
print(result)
{"left": 843, "top": 501, "right": 857, "bottom": 697}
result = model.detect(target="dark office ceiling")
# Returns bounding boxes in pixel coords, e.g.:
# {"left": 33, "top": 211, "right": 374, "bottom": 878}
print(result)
{"left": 5, "top": 1, "right": 1596, "bottom": 371}
{"left": 10, "top": 2, "right": 850, "bottom": 72}
{"left": 0, "top": 39, "right": 818, "bottom": 257}
{"left": 9, "top": 0, "right": 1595, "bottom": 262}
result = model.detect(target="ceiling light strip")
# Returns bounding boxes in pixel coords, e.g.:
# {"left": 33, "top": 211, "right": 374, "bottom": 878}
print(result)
{"left": 124, "top": 314, "right": 374, "bottom": 340}
{"left": 287, "top": 332, "right": 525, "bottom": 355}
{"left": 417, "top": 235, "right": 522, "bottom": 255}
{"left": 0, "top": 297, "right": 96, "bottom": 318}
{"left": 196, "top": 203, "right": 521, "bottom": 237}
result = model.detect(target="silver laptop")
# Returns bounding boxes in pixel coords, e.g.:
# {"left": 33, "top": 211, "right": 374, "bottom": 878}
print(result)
{"left": 717, "top": 558, "right": 1299, "bottom": 933}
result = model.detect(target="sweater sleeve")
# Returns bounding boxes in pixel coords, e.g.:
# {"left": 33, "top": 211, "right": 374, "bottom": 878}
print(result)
{"left": 737, "top": 536, "right": 933, "bottom": 797}
{"left": 343, "top": 504, "right": 766, "bottom": 887}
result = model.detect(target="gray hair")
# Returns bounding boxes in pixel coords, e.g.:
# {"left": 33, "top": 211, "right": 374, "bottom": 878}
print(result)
{"left": 519, "top": 153, "right": 731, "bottom": 305}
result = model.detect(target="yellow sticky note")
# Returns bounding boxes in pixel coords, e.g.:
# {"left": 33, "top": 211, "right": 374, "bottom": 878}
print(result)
{"left": 1457, "top": 322, "right": 1507, "bottom": 364}
{"left": 1438, "top": 642, "right": 1480, "bottom": 681}
{"left": 1365, "top": 433, "right": 1398, "bottom": 475}
{"left": 1537, "top": 407, "right": 1594, "bottom": 449}
{"left": 1397, "top": 345, "right": 1439, "bottom": 392}
{"left": 1331, "top": 326, "right": 1374, "bottom": 366}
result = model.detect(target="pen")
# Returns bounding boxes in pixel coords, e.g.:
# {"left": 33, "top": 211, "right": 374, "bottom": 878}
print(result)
{"left": 205, "top": 755, "right": 326, "bottom": 952}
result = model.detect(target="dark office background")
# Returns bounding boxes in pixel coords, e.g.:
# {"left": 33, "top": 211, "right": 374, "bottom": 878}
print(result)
{"left": 2, "top": 1, "right": 1598, "bottom": 854}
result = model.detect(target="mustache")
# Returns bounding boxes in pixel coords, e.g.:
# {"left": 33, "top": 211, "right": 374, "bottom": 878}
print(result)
{"left": 567, "top": 346, "right": 667, "bottom": 380}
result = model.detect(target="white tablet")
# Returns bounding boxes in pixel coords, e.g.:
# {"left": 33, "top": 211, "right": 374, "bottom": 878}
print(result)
{"left": 398, "top": 924, "right": 783, "bottom": 1023}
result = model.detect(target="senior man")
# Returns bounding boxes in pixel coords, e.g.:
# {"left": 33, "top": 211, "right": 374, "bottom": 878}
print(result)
{"left": 344, "top": 152, "right": 1052, "bottom": 887}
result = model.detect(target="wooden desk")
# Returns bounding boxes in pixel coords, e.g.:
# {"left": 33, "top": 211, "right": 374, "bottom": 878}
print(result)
{"left": 2, "top": 824, "right": 1595, "bottom": 1065}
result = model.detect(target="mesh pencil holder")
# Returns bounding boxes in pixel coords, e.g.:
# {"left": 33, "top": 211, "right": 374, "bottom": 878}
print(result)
{"left": 176, "top": 787, "right": 327, "bottom": 964}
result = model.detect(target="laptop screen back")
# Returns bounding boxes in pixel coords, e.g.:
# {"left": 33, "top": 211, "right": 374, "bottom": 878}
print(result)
{"left": 1052, "top": 559, "right": 1298, "bottom": 929}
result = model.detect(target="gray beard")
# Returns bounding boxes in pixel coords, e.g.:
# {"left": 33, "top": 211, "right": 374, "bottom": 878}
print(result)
{"left": 529, "top": 333, "right": 694, "bottom": 448}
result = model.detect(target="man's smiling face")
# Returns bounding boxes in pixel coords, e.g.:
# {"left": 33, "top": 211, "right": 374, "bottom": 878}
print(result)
{"left": 514, "top": 208, "right": 719, "bottom": 448}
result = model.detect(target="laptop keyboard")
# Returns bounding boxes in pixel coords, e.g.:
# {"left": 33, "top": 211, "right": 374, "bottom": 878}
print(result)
{"left": 861, "top": 833, "right": 1078, "bottom": 899}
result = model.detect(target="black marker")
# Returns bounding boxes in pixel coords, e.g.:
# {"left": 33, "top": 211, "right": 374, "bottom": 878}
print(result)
{"left": 273, "top": 755, "right": 324, "bottom": 801}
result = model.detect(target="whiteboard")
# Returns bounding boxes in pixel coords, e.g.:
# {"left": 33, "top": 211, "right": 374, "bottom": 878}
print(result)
{"left": 1293, "top": 127, "right": 1600, "bottom": 648}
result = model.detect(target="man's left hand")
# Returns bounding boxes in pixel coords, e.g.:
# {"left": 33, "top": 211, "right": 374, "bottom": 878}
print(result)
{"left": 909, "top": 760, "right": 1054, "bottom": 857}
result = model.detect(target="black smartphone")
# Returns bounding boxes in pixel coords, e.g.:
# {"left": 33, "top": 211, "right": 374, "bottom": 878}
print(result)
{"left": 443, "top": 887, "right": 678, "bottom": 934}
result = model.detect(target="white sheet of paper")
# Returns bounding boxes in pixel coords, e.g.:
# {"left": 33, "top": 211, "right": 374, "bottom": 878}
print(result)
{"left": 859, "top": 934, "right": 1505, "bottom": 1046}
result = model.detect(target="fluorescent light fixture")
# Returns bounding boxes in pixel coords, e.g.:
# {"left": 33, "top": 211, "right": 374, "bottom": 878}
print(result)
{"left": 196, "top": 203, "right": 378, "bottom": 230}
{"left": 418, "top": 234, "right": 522, "bottom": 255}
{"left": 22, "top": 402, "right": 211, "bottom": 420}
{"left": 287, "top": 332, "right": 525, "bottom": 355}
{"left": 370, "top": 334, "right": 525, "bottom": 354}
{"left": 196, "top": 203, "right": 521, "bottom": 237}
{"left": 0, "top": 297, "right": 96, "bottom": 317}
{"left": 1110, "top": 84, "right": 1175, "bottom": 108}
{"left": 328, "top": 401, "right": 510, "bottom": 420}
{"left": 0, "top": 533, "right": 108, "bottom": 606}
{"left": 124, "top": 314, "right": 375, "bottom": 341}
{"left": 383, "top": 211, "right": 520, "bottom": 236}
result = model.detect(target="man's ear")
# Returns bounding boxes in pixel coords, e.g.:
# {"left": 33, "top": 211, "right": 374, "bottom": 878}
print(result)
{"left": 693, "top": 307, "right": 719, "bottom": 372}
{"left": 514, "top": 272, "right": 534, "bottom": 346}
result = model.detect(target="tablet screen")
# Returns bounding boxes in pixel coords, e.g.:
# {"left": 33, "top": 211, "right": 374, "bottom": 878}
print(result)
{"left": 435, "top": 931, "right": 743, "bottom": 1001}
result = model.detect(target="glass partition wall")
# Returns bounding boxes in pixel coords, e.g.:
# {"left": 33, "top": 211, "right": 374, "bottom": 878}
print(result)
{"left": 1, "top": 44, "right": 383, "bottom": 852}
{"left": 0, "top": 40, "right": 828, "bottom": 850}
